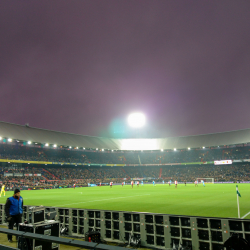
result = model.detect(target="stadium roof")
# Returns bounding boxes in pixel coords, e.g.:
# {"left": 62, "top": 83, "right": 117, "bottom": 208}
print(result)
{"left": 0, "top": 121, "right": 250, "bottom": 150}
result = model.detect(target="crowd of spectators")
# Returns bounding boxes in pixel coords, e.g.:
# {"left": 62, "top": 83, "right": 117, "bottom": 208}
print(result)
{"left": 1, "top": 143, "right": 250, "bottom": 165}
{"left": 160, "top": 164, "right": 250, "bottom": 182}
{"left": 1, "top": 163, "right": 250, "bottom": 189}
{"left": 0, "top": 143, "right": 250, "bottom": 189}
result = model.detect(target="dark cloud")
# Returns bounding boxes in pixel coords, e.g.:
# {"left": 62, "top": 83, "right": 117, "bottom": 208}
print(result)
{"left": 0, "top": 0, "right": 250, "bottom": 138}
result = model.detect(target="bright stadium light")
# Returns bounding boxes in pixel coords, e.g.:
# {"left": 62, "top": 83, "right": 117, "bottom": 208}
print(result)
{"left": 128, "top": 113, "right": 146, "bottom": 128}
{"left": 174, "top": 148, "right": 176, "bottom": 151}
{"left": 0, "top": 137, "right": 2, "bottom": 140}
{"left": 102, "top": 149, "right": 104, "bottom": 151}
{"left": 188, "top": 147, "right": 190, "bottom": 150}
{"left": 53, "top": 144, "right": 57, "bottom": 148}
{"left": 69, "top": 146, "right": 72, "bottom": 149}
{"left": 203, "top": 146, "right": 205, "bottom": 149}
{"left": 96, "top": 148, "right": 98, "bottom": 150}
{"left": 83, "top": 147, "right": 85, "bottom": 150}
{"left": 45, "top": 143, "right": 49, "bottom": 146}
{"left": 161, "top": 149, "right": 163, "bottom": 151}
{"left": 28, "top": 141, "right": 31, "bottom": 144}
{"left": 8, "top": 138, "right": 12, "bottom": 142}
{"left": 76, "top": 147, "right": 78, "bottom": 149}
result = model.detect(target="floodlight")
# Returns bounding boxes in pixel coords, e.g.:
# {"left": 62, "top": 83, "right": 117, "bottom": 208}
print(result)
{"left": 53, "top": 144, "right": 57, "bottom": 148}
{"left": 188, "top": 147, "right": 190, "bottom": 150}
{"left": 203, "top": 146, "right": 205, "bottom": 149}
{"left": 8, "top": 138, "right": 12, "bottom": 142}
{"left": 69, "top": 146, "right": 72, "bottom": 149}
{"left": 102, "top": 149, "right": 104, "bottom": 151}
{"left": 0, "top": 137, "right": 2, "bottom": 140}
{"left": 111, "top": 150, "right": 113, "bottom": 152}
{"left": 83, "top": 147, "right": 85, "bottom": 150}
{"left": 45, "top": 143, "right": 49, "bottom": 146}
{"left": 128, "top": 113, "right": 146, "bottom": 128}
{"left": 96, "top": 148, "right": 98, "bottom": 150}
{"left": 28, "top": 141, "right": 31, "bottom": 144}
{"left": 174, "top": 148, "right": 176, "bottom": 151}
{"left": 161, "top": 149, "right": 163, "bottom": 151}
{"left": 76, "top": 147, "right": 78, "bottom": 149}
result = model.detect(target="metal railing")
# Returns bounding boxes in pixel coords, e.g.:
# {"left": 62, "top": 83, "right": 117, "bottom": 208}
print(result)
{"left": 0, "top": 227, "right": 137, "bottom": 250}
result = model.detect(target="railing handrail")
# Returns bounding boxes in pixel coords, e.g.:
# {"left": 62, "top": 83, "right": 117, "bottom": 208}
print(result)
{"left": 0, "top": 227, "right": 136, "bottom": 250}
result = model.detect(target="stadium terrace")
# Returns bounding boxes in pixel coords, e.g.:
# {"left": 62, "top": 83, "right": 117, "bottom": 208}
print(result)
{"left": 1, "top": 121, "right": 250, "bottom": 151}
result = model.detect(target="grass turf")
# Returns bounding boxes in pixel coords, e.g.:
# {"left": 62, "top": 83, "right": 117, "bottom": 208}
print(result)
{"left": 1, "top": 184, "right": 249, "bottom": 219}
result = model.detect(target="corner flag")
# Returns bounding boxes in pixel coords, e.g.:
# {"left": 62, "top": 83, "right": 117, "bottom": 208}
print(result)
{"left": 236, "top": 185, "right": 241, "bottom": 197}
{"left": 236, "top": 185, "right": 241, "bottom": 218}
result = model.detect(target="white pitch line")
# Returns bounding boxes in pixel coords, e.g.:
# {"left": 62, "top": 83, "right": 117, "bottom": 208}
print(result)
{"left": 57, "top": 194, "right": 151, "bottom": 207}
{"left": 241, "top": 211, "right": 250, "bottom": 219}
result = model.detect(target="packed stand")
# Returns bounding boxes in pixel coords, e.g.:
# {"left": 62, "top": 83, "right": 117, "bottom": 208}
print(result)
{"left": 1, "top": 143, "right": 250, "bottom": 165}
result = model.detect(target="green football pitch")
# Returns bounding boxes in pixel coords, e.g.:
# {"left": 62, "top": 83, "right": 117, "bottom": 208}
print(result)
{"left": 1, "top": 184, "right": 250, "bottom": 219}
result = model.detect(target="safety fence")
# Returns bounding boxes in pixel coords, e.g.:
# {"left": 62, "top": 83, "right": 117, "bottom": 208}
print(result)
{"left": 1, "top": 204, "right": 250, "bottom": 249}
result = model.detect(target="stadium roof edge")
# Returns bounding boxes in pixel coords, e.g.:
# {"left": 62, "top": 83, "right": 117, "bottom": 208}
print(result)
{"left": 0, "top": 121, "right": 250, "bottom": 150}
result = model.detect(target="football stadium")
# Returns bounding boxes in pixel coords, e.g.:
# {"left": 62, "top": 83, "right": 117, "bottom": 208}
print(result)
{"left": 1, "top": 121, "right": 250, "bottom": 249}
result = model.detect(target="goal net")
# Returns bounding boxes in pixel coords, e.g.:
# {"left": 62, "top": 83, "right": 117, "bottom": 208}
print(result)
{"left": 196, "top": 178, "right": 214, "bottom": 184}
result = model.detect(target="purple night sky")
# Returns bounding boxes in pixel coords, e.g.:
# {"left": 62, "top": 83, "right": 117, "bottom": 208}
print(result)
{"left": 1, "top": 0, "right": 250, "bottom": 138}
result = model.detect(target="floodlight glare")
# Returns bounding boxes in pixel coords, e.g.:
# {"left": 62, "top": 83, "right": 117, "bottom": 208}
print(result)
{"left": 69, "top": 146, "right": 72, "bottom": 149}
{"left": 203, "top": 146, "right": 205, "bottom": 149}
{"left": 188, "top": 147, "right": 190, "bottom": 150}
{"left": 128, "top": 113, "right": 146, "bottom": 128}
{"left": 102, "top": 149, "right": 104, "bottom": 151}
{"left": 174, "top": 148, "right": 176, "bottom": 151}
{"left": 0, "top": 137, "right": 2, "bottom": 140}
{"left": 28, "top": 141, "right": 31, "bottom": 144}
{"left": 53, "top": 144, "right": 57, "bottom": 148}
{"left": 161, "top": 149, "right": 163, "bottom": 151}
{"left": 45, "top": 143, "right": 49, "bottom": 147}
{"left": 76, "top": 147, "right": 78, "bottom": 149}
{"left": 8, "top": 138, "right": 12, "bottom": 142}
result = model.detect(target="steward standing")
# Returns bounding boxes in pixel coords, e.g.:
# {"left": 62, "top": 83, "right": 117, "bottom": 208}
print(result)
{"left": 5, "top": 188, "right": 23, "bottom": 242}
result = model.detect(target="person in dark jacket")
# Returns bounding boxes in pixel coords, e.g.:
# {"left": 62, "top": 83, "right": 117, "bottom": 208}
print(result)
{"left": 5, "top": 188, "right": 23, "bottom": 242}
